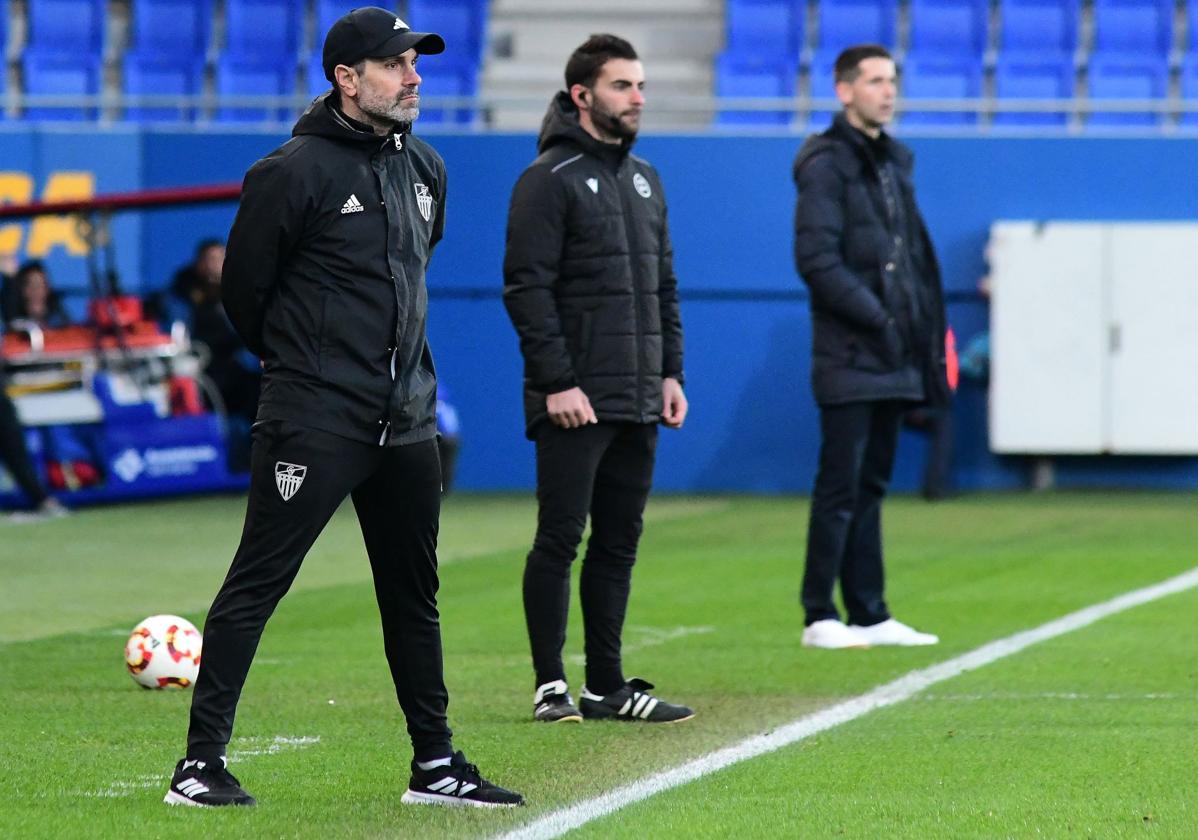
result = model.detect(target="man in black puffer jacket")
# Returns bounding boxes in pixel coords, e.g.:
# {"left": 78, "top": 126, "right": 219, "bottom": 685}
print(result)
{"left": 503, "top": 35, "right": 692, "bottom": 725}
{"left": 165, "top": 8, "right": 521, "bottom": 810}
{"left": 793, "top": 45, "right": 949, "bottom": 651}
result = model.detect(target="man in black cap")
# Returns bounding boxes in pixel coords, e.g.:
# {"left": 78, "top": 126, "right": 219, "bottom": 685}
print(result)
{"left": 164, "top": 8, "right": 523, "bottom": 809}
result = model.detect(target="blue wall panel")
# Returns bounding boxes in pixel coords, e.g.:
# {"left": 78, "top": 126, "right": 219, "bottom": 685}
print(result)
{"left": 5, "top": 126, "right": 1198, "bottom": 491}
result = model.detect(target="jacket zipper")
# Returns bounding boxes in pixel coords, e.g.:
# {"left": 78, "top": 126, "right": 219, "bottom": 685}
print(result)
{"left": 615, "top": 161, "right": 646, "bottom": 421}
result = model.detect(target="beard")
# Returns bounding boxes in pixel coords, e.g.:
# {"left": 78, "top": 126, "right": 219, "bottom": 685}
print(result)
{"left": 356, "top": 84, "right": 420, "bottom": 127}
{"left": 589, "top": 96, "right": 640, "bottom": 141}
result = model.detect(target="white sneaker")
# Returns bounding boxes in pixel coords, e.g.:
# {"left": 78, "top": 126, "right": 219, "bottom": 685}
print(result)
{"left": 849, "top": 618, "right": 939, "bottom": 646}
{"left": 802, "top": 619, "right": 870, "bottom": 649}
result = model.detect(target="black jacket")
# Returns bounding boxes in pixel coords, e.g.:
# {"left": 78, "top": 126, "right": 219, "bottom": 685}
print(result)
{"left": 503, "top": 92, "right": 684, "bottom": 437}
{"left": 222, "top": 93, "right": 446, "bottom": 446}
{"left": 793, "top": 113, "right": 949, "bottom": 408}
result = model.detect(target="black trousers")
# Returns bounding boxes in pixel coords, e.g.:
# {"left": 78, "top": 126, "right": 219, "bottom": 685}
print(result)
{"left": 0, "top": 373, "right": 48, "bottom": 507}
{"left": 802, "top": 400, "right": 906, "bottom": 627}
{"left": 187, "top": 421, "right": 452, "bottom": 762}
{"left": 523, "top": 422, "right": 657, "bottom": 695}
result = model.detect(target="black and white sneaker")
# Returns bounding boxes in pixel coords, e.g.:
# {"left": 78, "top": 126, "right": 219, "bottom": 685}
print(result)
{"left": 400, "top": 751, "right": 524, "bottom": 808}
{"left": 533, "top": 679, "right": 583, "bottom": 722}
{"left": 579, "top": 678, "right": 695, "bottom": 723}
{"left": 163, "top": 758, "right": 256, "bottom": 807}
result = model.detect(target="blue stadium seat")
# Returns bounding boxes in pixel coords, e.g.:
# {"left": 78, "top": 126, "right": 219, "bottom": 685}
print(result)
{"left": 999, "top": 0, "right": 1080, "bottom": 55}
{"left": 223, "top": 0, "right": 302, "bottom": 64}
{"left": 123, "top": 54, "right": 205, "bottom": 123}
{"left": 415, "top": 58, "right": 478, "bottom": 125}
{"left": 715, "top": 55, "right": 797, "bottom": 126}
{"left": 1189, "top": 0, "right": 1198, "bottom": 51}
{"left": 22, "top": 49, "right": 102, "bottom": 120}
{"left": 900, "top": 55, "right": 982, "bottom": 125}
{"left": 992, "top": 55, "right": 1074, "bottom": 126}
{"left": 26, "top": 0, "right": 105, "bottom": 53}
{"left": 815, "top": 0, "right": 898, "bottom": 58}
{"left": 316, "top": 0, "right": 397, "bottom": 43}
{"left": 214, "top": 55, "right": 295, "bottom": 123}
{"left": 725, "top": 0, "right": 803, "bottom": 61}
{"left": 804, "top": 54, "right": 839, "bottom": 129}
{"left": 1086, "top": 54, "right": 1168, "bottom": 127}
{"left": 1179, "top": 54, "right": 1198, "bottom": 125}
{"left": 1092, "top": 0, "right": 1173, "bottom": 56}
{"left": 407, "top": 0, "right": 486, "bottom": 63}
{"left": 908, "top": 0, "right": 989, "bottom": 56}
{"left": 128, "top": 0, "right": 212, "bottom": 58}
{"left": 306, "top": 53, "right": 331, "bottom": 98}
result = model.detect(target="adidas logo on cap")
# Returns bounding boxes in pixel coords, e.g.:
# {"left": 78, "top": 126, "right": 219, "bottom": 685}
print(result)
{"left": 341, "top": 194, "right": 364, "bottom": 214}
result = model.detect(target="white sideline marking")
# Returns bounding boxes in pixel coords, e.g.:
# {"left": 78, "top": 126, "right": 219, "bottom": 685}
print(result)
{"left": 81, "top": 735, "right": 320, "bottom": 798}
{"left": 497, "top": 566, "right": 1198, "bottom": 840}
{"left": 567, "top": 625, "right": 714, "bottom": 666}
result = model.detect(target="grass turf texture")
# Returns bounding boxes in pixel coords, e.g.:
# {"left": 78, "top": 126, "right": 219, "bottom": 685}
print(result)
{"left": 1, "top": 492, "right": 1195, "bottom": 838}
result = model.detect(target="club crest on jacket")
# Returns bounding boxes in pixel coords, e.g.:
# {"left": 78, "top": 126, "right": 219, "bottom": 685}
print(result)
{"left": 414, "top": 184, "right": 432, "bottom": 221}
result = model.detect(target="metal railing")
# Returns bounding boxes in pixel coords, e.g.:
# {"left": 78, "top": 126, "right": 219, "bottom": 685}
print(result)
{"left": 5, "top": 93, "right": 1198, "bottom": 131}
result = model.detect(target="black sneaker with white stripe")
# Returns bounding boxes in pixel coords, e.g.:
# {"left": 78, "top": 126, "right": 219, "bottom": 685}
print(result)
{"left": 533, "top": 679, "right": 582, "bottom": 722}
{"left": 400, "top": 751, "right": 524, "bottom": 808}
{"left": 164, "top": 757, "right": 256, "bottom": 807}
{"left": 579, "top": 678, "right": 695, "bottom": 723}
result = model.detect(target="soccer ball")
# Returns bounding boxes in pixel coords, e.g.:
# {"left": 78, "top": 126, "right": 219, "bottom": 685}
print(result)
{"left": 124, "top": 615, "right": 202, "bottom": 690}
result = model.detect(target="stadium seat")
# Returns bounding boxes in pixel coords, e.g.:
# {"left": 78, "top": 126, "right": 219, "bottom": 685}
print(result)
{"left": 22, "top": 49, "right": 101, "bottom": 120}
{"left": 992, "top": 55, "right": 1074, "bottom": 126}
{"left": 1092, "top": 0, "right": 1174, "bottom": 56}
{"left": 223, "top": 0, "right": 302, "bottom": 64}
{"left": 26, "top": 0, "right": 105, "bottom": 54}
{"left": 1189, "top": 0, "right": 1198, "bottom": 51}
{"left": 1086, "top": 54, "right": 1168, "bottom": 127}
{"left": 1179, "top": 54, "right": 1198, "bottom": 125}
{"left": 306, "top": 53, "right": 332, "bottom": 98}
{"left": 814, "top": 0, "right": 898, "bottom": 58}
{"left": 724, "top": 0, "right": 803, "bottom": 61}
{"left": 900, "top": 55, "right": 983, "bottom": 126}
{"left": 908, "top": 0, "right": 989, "bottom": 57}
{"left": 316, "top": 0, "right": 398, "bottom": 43}
{"left": 407, "top": 0, "right": 486, "bottom": 63}
{"left": 214, "top": 55, "right": 295, "bottom": 123}
{"left": 715, "top": 55, "right": 797, "bottom": 126}
{"left": 414, "top": 58, "right": 479, "bottom": 125}
{"left": 804, "top": 55, "right": 839, "bottom": 129}
{"left": 123, "top": 54, "right": 205, "bottom": 123}
{"left": 999, "top": 0, "right": 1080, "bottom": 55}
{"left": 128, "top": 0, "right": 212, "bottom": 58}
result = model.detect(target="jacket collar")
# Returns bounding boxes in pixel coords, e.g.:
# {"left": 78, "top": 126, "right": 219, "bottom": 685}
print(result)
{"left": 830, "top": 111, "right": 911, "bottom": 169}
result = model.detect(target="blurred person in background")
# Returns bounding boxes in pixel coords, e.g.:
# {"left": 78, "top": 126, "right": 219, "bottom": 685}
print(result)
{"left": 6, "top": 261, "right": 70, "bottom": 330}
{"left": 792, "top": 44, "right": 949, "bottom": 650}
{"left": 504, "top": 34, "right": 692, "bottom": 725}
{"left": 0, "top": 329, "right": 68, "bottom": 522}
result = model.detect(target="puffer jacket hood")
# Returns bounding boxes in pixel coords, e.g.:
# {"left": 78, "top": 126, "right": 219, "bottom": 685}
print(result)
{"left": 292, "top": 91, "right": 412, "bottom": 145}
{"left": 536, "top": 91, "right": 636, "bottom": 158}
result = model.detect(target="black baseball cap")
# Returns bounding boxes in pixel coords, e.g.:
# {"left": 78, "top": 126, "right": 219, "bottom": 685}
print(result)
{"left": 322, "top": 7, "right": 446, "bottom": 82}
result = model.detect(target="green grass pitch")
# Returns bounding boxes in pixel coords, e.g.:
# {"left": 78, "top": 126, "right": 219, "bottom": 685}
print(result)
{"left": 2, "top": 491, "right": 1197, "bottom": 838}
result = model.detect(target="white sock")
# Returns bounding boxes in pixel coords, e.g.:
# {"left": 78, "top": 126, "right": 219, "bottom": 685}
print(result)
{"left": 417, "top": 756, "right": 452, "bottom": 770}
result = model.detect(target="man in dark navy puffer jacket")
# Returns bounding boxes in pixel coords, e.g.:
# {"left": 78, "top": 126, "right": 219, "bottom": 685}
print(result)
{"left": 793, "top": 45, "right": 949, "bottom": 651}
{"left": 503, "top": 34, "right": 692, "bottom": 726}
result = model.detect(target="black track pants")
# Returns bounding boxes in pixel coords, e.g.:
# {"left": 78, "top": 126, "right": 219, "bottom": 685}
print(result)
{"left": 523, "top": 421, "right": 657, "bottom": 695}
{"left": 187, "top": 421, "right": 452, "bottom": 762}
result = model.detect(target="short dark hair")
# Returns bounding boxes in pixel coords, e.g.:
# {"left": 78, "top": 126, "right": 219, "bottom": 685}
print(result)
{"left": 15, "top": 260, "right": 46, "bottom": 282}
{"left": 834, "top": 45, "right": 893, "bottom": 83}
{"left": 194, "top": 238, "right": 224, "bottom": 258}
{"left": 564, "top": 34, "right": 638, "bottom": 90}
